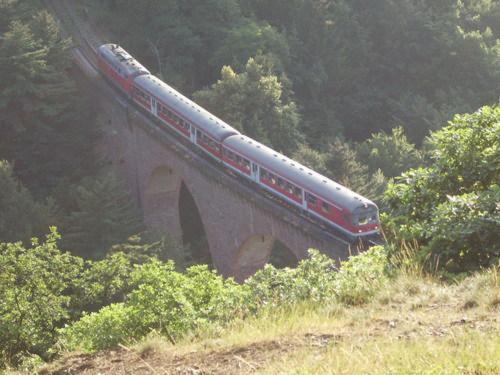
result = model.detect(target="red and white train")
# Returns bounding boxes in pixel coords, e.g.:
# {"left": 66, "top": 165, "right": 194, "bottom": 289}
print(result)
{"left": 97, "top": 44, "right": 381, "bottom": 240}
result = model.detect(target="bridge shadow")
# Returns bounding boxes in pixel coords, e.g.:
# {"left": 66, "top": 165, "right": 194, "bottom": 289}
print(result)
{"left": 235, "top": 235, "right": 298, "bottom": 281}
{"left": 268, "top": 240, "right": 299, "bottom": 269}
{"left": 179, "top": 181, "right": 212, "bottom": 265}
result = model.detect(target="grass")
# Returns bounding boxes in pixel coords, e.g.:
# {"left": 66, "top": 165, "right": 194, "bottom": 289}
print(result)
{"left": 39, "top": 264, "right": 499, "bottom": 374}
{"left": 261, "top": 330, "right": 500, "bottom": 374}
{"left": 129, "top": 267, "right": 499, "bottom": 374}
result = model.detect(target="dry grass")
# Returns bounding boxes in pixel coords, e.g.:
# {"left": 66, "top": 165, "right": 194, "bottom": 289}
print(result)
{"left": 41, "top": 266, "right": 499, "bottom": 374}
{"left": 261, "top": 330, "right": 500, "bottom": 374}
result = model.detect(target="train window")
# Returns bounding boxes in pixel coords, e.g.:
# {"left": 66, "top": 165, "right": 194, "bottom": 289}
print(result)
{"left": 252, "top": 164, "right": 258, "bottom": 173}
{"left": 261, "top": 169, "right": 268, "bottom": 179}
{"left": 294, "top": 187, "right": 302, "bottom": 198}
{"left": 277, "top": 178, "right": 285, "bottom": 188}
{"left": 244, "top": 159, "right": 250, "bottom": 169}
{"left": 358, "top": 216, "right": 369, "bottom": 225}
{"left": 322, "top": 202, "right": 331, "bottom": 213}
{"left": 306, "top": 193, "right": 317, "bottom": 205}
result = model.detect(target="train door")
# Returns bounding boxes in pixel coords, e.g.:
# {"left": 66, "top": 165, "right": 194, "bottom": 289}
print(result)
{"left": 190, "top": 125, "right": 196, "bottom": 144}
{"left": 251, "top": 163, "right": 259, "bottom": 182}
{"left": 151, "top": 97, "right": 157, "bottom": 116}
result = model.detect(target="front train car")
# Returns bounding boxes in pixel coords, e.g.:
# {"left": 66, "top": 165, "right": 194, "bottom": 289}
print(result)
{"left": 222, "top": 135, "right": 381, "bottom": 240}
{"left": 97, "top": 44, "right": 150, "bottom": 94}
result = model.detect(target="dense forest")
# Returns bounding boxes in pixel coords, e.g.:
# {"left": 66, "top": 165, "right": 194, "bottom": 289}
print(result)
{"left": 0, "top": 0, "right": 498, "bottom": 371}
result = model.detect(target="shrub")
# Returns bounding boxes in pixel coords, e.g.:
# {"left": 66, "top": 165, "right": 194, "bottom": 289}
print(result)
{"left": 60, "top": 260, "right": 249, "bottom": 351}
{"left": 334, "top": 246, "right": 389, "bottom": 305}
{"left": 0, "top": 229, "right": 82, "bottom": 364}
{"left": 245, "top": 250, "right": 337, "bottom": 308}
{"left": 384, "top": 106, "right": 500, "bottom": 272}
{"left": 58, "top": 303, "right": 136, "bottom": 352}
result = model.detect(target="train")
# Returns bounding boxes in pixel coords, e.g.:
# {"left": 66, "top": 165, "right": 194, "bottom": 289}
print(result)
{"left": 97, "top": 43, "right": 381, "bottom": 241}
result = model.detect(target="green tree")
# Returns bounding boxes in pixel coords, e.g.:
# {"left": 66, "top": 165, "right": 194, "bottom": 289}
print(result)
{"left": 0, "top": 229, "right": 83, "bottom": 364}
{"left": 0, "top": 8, "right": 99, "bottom": 198}
{"left": 61, "top": 173, "right": 143, "bottom": 258}
{"left": 384, "top": 106, "right": 500, "bottom": 272}
{"left": 211, "top": 20, "right": 290, "bottom": 73}
{"left": 194, "top": 57, "right": 304, "bottom": 153}
{"left": 70, "top": 232, "right": 193, "bottom": 316}
{"left": 357, "top": 127, "right": 424, "bottom": 178}
{"left": 0, "top": 161, "right": 53, "bottom": 243}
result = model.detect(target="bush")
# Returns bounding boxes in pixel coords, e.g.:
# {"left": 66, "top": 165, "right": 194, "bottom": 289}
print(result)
{"left": 58, "top": 303, "right": 136, "bottom": 352}
{"left": 384, "top": 106, "right": 500, "bottom": 272}
{"left": 245, "top": 250, "right": 337, "bottom": 308}
{"left": 0, "top": 229, "right": 82, "bottom": 364}
{"left": 334, "top": 246, "right": 389, "bottom": 305}
{"left": 60, "top": 260, "right": 249, "bottom": 351}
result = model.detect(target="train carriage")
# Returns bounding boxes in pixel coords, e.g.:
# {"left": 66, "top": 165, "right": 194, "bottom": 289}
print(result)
{"left": 97, "top": 44, "right": 150, "bottom": 94}
{"left": 132, "top": 74, "right": 239, "bottom": 159}
{"left": 223, "top": 135, "right": 380, "bottom": 237}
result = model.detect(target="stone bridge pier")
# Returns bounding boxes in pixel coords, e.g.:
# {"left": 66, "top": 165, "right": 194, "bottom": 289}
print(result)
{"left": 99, "top": 99, "right": 350, "bottom": 281}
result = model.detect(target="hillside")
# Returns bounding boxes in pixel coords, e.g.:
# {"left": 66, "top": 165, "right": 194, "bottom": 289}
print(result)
{"left": 41, "top": 269, "right": 499, "bottom": 374}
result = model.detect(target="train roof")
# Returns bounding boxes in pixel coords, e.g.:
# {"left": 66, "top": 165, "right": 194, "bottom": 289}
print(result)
{"left": 224, "top": 135, "right": 377, "bottom": 212}
{"left": 133, "top": 74, "right": 240, "bottom": 142}
{"left": 98, "top": 44, "right": 150, "bottom": 78}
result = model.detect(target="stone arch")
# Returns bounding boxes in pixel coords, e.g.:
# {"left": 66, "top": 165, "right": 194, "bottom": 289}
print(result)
{"left": 178, "top": 181, "right": 211, "bottom": 265}
{"left": 143, "top": 165, "right": 182, "bottom": 236}
{"left": 268, "top": 240, "right": 299, "bottom": 269}
{"left": 234, "top": 234, "right": 298, "bottom": 281}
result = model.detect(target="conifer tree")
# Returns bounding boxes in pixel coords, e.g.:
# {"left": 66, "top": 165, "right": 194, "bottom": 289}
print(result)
{"left": 61, "top": 173, "right": 143, "bottom": 258}
{"left": 0, "top": 161, "right": 54, "bottom": 243}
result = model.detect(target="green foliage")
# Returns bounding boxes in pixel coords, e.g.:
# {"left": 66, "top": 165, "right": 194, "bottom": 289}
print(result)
{"left": 58, "top": 303, "right": 136, "bottom": 353}
{"left": 60, "top": 260, "right": 249, "bottom": 351}
{"left": 241, "top": 0, "right": 499, "bottom": 144}
{"left": 194, "top": 57, "right": 303, "bottom": 152}
{"left": 71, "top": 252, "right": 135, "bottom": 316}
{"left": 245, "top": 250, "right": 337, "bottom": 308}
{"left": 357, "top": 127, "right": 424, "bottom": 178}
{"left": 384, "top": 106, "right": 500, "bottom": 272}
{"left": 210, "top": 20, "right": 290, "bottom": 73}
{"left": 0, "top": 6, "right": 99, "bottom": 198}
{"left": 334, "top": 246, "right": 389, "bottom": 305}
{"left": 70, "top": 233, "right": 192, "bottom": 317}
{"left": 60, "top": 173, "right": 143, "bottom": 258}
{"left": 0, "top": 161, "right": 54, "bottom": 243}
{"left": 247, "top": 247, "right": 389, "bottom": 308}
{"left": 0, "top": 229, "right": 83, "bottom": 364}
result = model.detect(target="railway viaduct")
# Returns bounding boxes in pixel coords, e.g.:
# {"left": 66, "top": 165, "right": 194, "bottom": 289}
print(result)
{"left": 99, "top": 97, "right": 351, "bottom": 280}
{"left": 51, "top": 0, "right": 353, "bottom": 280}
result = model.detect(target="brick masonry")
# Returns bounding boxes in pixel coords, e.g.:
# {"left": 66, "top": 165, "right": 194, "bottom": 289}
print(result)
{"left": 98, "top": 90, "right": 352, "bottom": 281}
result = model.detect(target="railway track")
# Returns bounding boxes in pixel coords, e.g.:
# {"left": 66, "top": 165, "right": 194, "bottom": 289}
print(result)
{"left": 42, "top": 0, "right": 375, "bottom": 251}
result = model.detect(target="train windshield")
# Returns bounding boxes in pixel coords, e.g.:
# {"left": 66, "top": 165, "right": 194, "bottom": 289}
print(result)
{"left": 352, "top": 205, "right": 379, "bottom": 226}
